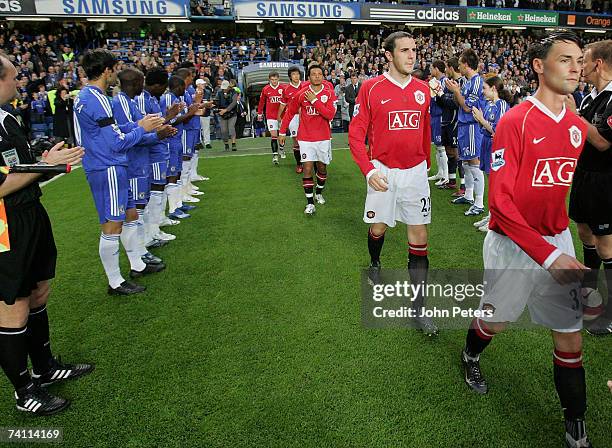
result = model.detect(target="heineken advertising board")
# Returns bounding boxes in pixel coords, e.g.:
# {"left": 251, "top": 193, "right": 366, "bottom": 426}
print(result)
{"left": 467, "top": 8, "right": 558, "bottom": 26}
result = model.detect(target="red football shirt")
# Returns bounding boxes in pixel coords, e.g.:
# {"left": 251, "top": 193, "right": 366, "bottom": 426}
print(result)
{"left": 349, "top": 73, "right": 431, "bottom": 177}
{"left": 488, "top": 96, "right": 587, "bottom": 267}
{"left": 257, "top": 83, "right": 283, "bottom": 120}
{"left": 279, "top": 84, "right": 336, "bottom": 142}
{"left": 280, "top": 81, "right": 308, "bottom": 106}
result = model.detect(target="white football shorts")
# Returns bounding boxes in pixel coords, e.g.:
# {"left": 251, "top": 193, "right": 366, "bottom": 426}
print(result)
{"left": 267, "top": 119, "right": 279, "bottom": 132}
{"left": 299, "top": 140, "right": 332, "bottom": 165}
{"left": 479, "top": 228, "right": 582, "bottom": 332}
{"left": 288, "top": 115, "right": 300, "bottom": 137}
{"left": 363, "top": 159, "right": 431, "bottom": 227}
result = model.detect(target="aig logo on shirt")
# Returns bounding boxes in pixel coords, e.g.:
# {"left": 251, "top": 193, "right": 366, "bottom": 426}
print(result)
{"left": 270, "top": 97, "right": 282, "bottom": 103}
{"left": 532, "top": 157, "right": 577, "bottom": 187}
{"left": 305, "top": 105, "right": 320, "bottom": 116}
{"left": 388, "top": 110, "right": 421, "bottom": 131}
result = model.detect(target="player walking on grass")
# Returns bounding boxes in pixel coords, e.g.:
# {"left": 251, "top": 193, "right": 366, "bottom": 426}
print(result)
{"left": 459, "top": 32, "right": 594, "bottom": 448}
{"left": 279, "top": 64, "right": 336, "bottom": 215}
{"left": 258, "top": 72, "right": 284, "bottom": 165}
{"left": 278, "top": 66, "right": 307, "bottom": 173}
{"left": 348, "top": 32, "right": 437, "bottom": 336}
{"left": 0, "top": 54, "right": 93, "bottom": 416}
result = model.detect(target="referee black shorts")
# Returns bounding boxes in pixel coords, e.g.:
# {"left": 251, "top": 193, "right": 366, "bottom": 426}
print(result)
{"left": 441, "top": 123, "right": 458, "bottom": 148}
{"left": 0, "top": 201, "right": 57, "bottom": 305}
{"left": 569, "top": 166, "right": 612, "bottom": 236}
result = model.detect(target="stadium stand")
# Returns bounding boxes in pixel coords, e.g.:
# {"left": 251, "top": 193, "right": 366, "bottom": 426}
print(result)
{"left": 0, "top": 22, "right": 606, "bottom": 140}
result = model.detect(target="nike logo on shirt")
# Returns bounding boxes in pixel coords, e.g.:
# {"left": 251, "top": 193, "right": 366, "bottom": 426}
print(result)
{"left": 533, "top": 137, "right": 546, "bottom": 144}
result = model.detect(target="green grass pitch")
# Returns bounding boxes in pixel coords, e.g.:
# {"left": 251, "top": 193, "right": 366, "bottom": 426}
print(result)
{"left": 1, "top": 133, "right": 610, "bottom": 448}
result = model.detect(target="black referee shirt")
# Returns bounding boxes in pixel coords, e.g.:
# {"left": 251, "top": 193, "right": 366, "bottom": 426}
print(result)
{"left": 0, "top": 109, "right": 42, "bottom": 207}
{"left": 577, "top": 82, "right": 612, "bottom": 172}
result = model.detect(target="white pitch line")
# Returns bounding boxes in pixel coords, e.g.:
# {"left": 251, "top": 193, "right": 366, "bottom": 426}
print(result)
{"left": 205, "top": 146, "right": 349, "bottom": 159}
{"left": 39, "top": 165, "right": 82, "bottom": 187}
{"left": 39, "top": 146, "right": 350, "bottom": 185}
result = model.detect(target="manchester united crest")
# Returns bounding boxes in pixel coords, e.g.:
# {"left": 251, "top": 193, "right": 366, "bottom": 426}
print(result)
{"left": 568, "top": 125, "right": 582, "bottom": 149}
{"left": 414, "top": 90, "right": 425, "bottom": 105}
{"left": 321, "top": 95, "right": 328, "bottom": 103}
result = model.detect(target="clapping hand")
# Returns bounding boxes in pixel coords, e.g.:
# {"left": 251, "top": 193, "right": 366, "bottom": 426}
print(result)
{"left": 41, "top": 141, "right": 85, "bottom": 166}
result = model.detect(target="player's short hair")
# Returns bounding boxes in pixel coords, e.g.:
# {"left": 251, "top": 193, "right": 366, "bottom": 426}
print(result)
{"left": 585, "top": 39, "right": 612, "bottom": 65}
{"left": 528, "top": 31, "right": 582, "bottom": 77}
{"left": 412, "top": 69, "right": 425, "bottom": 80}
{"left": 168, "top": 75, "right": 185, "bottom": 91}
{"left": 307, "top": 64, "right": 322, "bottom": 77}
{"left": 432, "top": 60, "right": 446, "bottom": 73}
{"left": 269, "top": 71, "right": 279, "bottom": 79}
{"left": 459, "top": 49, "right": 479, "bottom": 71}
{"left": 485, "top": 76, "right": 513, "bottom": 104}
{"left": 81, "top": 49, "right": 116, "bottom": 80}
{"left": 383, "top": 31, "right": 414, "bottom": 54}
{"left": 447, "top": 57, "right": 459, "bottom": 72}
{"left": 145, "top": 67, "right": 168, "bottom": 87}
{"left": 178, "top": 61, "right": 195, "bottom": 70}
{"left": 117, "top": 67, "right": 143, "bottom": 87}
{"left": 288, "top": 66, "right": 301, "bottom": 77}
{"left": 175, "top": 67, "right": 192, "bottom": 80}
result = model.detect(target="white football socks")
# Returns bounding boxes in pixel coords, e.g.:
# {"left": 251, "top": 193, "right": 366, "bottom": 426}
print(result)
{"left": 463, "top": 162, "right": 474, "bottom": 201}
{"left": 166, "top": 183, "right": 180, "bottom": 213}
{"left": 148, "top": 190, "right": 163, "bottom": 235}
{"left": 471, "top": 165, "right": 485, "bottom": 209}
{"left": 437, "top": 146, "right": 448, "bottom": 179}
{"left": 135, "top": 209, "right": 148, "bottom": 257}
{"left": 120, "top": 221, "right": 147, "bottom": 272}
{"left": 99, "top": 233, "right": 124, "bottom": 289}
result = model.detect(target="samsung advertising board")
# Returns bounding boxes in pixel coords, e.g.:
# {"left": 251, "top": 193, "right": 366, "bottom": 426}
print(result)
{"left": 362, "top": 4, "right": 466, "bottom": 24}
{"left": 234, "top": 0, "right": 360, "bottom": 20}
{"left": 34, "top": 0, "right": 188, "bottom": 17}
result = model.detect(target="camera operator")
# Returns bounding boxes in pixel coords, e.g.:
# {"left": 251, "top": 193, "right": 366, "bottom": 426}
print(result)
{"left": 0, "top": 54, "right": 92, "bottom": 416}
{"left": 215, "top": 80, "right": 238, "bottom": 151}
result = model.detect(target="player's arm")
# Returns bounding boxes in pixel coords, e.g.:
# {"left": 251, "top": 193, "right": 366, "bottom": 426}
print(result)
{"left": 257, "top": 88, "right": 266, "bottom": 117}
{"left": 490, "top": 101, "right": 509, "bottom": 137}
{"left": 422, "top": 99, "right": 432, "bottom": 170}
{"left": 348, "top": 84, "right": 376, "bottom": 177}
{"left": 277, "top": 103, "right": 286, "bottom": 121}
{"left": 79, "top": 97, "right": 146, "bottom": 154}
{"left": 279, "top": 94, "right": 299, "bottom": 135}
{"left": 310, "top": 94, "right": 336, "bottom": 121}
{"left": 488, "top": 118, "right": 563, "bottom": 268}
{"left": 435, "top": 87, "right": 457, "bottom": 109}
{"left": 112, "top": 97, "right": 139, "bottom": 134}
{"left": 462, "top": 76, "right": 482, "bottom": 113}
{"left": 583, "top": 103, "right": 612, "bottom": 152}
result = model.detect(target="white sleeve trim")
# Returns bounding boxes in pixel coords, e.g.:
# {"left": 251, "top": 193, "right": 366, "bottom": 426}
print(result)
{"left": 366, "top": 169, "right": 378, "bottom": 181}
{"left": 542, "top": 248, "right": 562, "bottom": 270}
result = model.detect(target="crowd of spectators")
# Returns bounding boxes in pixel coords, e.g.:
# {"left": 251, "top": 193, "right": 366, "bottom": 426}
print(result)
{"left": 0, "top": 24, "right": 604, "bottom": 141}
{"left": 190, "top": 0, "right": 232, "bottom": 17}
